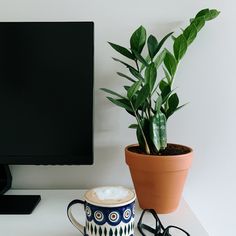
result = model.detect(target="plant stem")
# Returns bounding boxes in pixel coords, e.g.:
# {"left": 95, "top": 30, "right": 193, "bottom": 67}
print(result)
{"left": 130, "top": 101, "right": 150, "bottom": 155}
{"left": 149, "top": 96, "right": 152, "bottom": 116}
{"left": 135, "top": 59, "right": 140, "bottom": 72}
{"left": 170, "top": 63, "right": 179, "bottom": 87}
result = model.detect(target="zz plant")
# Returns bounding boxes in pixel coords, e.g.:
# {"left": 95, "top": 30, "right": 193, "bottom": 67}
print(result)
{"left": 101, "top": 9, "right": 220, "bottom": 155}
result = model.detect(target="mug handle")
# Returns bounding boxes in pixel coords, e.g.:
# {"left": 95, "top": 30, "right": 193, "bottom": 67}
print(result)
{"left": 67, "top": 199, "right": 86, "bottom": 234}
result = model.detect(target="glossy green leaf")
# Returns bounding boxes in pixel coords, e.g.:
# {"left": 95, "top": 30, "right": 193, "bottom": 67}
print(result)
{"left": 205, "top": 9, "right": 220, "bottom": 21}
{"left": 166, "top": 93, "right": 179, "bottom": 119}
{"left": 173, "top": 35, "right": 188, "bottom": 61}
{"left": 150, "top": 111, "right": 167, "bottom": 152}
{"left": 129, "top": 124, "right": 138, "bottom": 129}
{"left": 134, "top": 84, "right": 150, "bottom": 110}
{"left": 112, "top": 57, "right": 136, "bottom": 71}
{"left": 164, "top": 50, "right": 177, "bottom": 77}
{"left": 159, "top": 80, "right": 171, "bottom": 103}
{"left": 183, "top": 24, "right": 197, "bottom": 45}
{"left": 175, "top": 103, "right": 188, "bottom": 112}
{"left": 101, "top": 88, "right": 125, "bottom": 99}
{"left": 191, "top": 17, "right": 205, "bottom": 32}
{"left": 117, "top": 72, "right": 136, "bottom": 82}
{"left": 140, "top": 55, "right": 151, "bottom": 72}
{"left": 163, "top": 67, "right": 171, "bottom": 84}
{"left": 124, "top": 85, "right": 130, "bottom": 91}
{"left": 159, "top": 79, "right": 169, "bottom": 92}
{"left": 107, "top": 97, "right": 133, "bottom": 112}
{"left": 155, "top": 96, "right": 162, "bottom": 112}
{"left": 136, "top": 118, "right": 149, "bottom": 152}
{"left": 145, "top": 63, "right": 157, "bottom": 92}
{"left": 129, "top": 67, "right": 144, "bottom": 81}
{"left": 154, "top": 49, "right": 166, "bottom": 69}
{"left": 127, "top": 80, "right": 142, "bottom": 99}
{"left": 195, "top": 8, "right": 210, "bottom": 18}
{"left": 155, "top": 32, "right": 173, "bottom": 55}
{"left": 108, "top": 42, "right": 135, "bottom": 60}
{"left": 130, "top": 26, "right": 146, "bottom": 53}
{"left": 132, "top": 50, "right": 149, "bottom": 67}
{"left": 167, "top": 102, "right": 188, "bottom": 119}
{"left": 147, "top": 35, "right": 158, "bottom": 59}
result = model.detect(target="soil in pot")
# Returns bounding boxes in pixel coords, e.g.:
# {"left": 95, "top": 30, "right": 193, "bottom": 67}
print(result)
{"left": 128, "top": 143, "right": 191, "bottom": 156}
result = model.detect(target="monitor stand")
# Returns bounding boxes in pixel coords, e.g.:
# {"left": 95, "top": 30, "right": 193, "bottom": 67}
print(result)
{"left": 0, "top": 165, "right": 41, "bottom": 214}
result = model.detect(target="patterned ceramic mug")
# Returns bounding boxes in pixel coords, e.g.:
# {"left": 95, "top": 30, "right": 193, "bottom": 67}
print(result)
{"left": 67, "top": 186, "right": 136, "bottom": 236}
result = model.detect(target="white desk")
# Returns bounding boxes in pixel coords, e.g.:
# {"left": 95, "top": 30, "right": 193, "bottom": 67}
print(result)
{"left": 0, "top": 190, "right": 208, "bottom": 236}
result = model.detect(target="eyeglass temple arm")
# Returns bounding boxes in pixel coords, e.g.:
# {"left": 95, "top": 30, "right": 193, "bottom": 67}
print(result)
{"left": 148, "top": 209, "right": 165, "bottom": 231}
{"left": 138, "top": 209, "right": 165, "bottom": 235}
{"left": 164, "top": 225, "right": 190, "bottom": 236}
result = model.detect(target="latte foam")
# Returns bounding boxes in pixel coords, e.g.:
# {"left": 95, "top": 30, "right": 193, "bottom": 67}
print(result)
{"left": 85, "top": 186, "right": 135, "bottom": 206}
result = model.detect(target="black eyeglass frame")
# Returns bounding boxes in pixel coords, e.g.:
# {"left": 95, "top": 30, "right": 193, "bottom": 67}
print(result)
{"left": 137, "top": 209, "right": 190, "bottom": 236}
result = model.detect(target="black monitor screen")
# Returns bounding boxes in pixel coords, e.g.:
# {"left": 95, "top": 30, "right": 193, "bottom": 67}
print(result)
{"left": 0, "top": 22, "right": 94, "bottom": 164}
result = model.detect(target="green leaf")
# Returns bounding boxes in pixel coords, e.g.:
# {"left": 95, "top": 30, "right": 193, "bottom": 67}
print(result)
{"left": 150, "top": 111, "right": 167, "bottom": 152}
{"left": 108, "top": 42, "right": 135, "bottom": 60}
{"left": 129, "top": 124, "right": 138, "bottom": 129}
{"left": 132, "top": 50, "right": 149, "bottom": 67}
{"left": 117, "top": 72, "right": 136, "bottom": 82}
{"left": 129, "top": 67, "right": 144, "bottom": 81}
{"left": 191, "top": 17, "right": 205, "bottom": 32}
{"left": 155, "top": 32, "right": 173, "bottom": 55}
{"left": 183, "top": 24, "right": 197, "bottom": 45}
{"left": 107, "top": 97, "right": 133, "bottom": 112}
{"left": 166, "top": 102, "right": 187, "bottom": 119}
{"left": 163, "top": 67, "right": 171, "bottom": 84}
{"left": 145, "top": 62, "right": 157, "bottom": 92}
{"left": 136, "top": 118, "right": 149, "bottom": 152}
{"left": 195, "top": 8, "right": 210, "bottom": 18}
{"left": 166, "top": 93, "right": 179, "bottom": 119}
{"left": 147, "top": 35, "right": 158, "bottom": 59}
{"left": 127, "top": 80, "right": 142, "bottom": 99}
{"left": 101, "top": 88, "right": 125, "bottom": 99}
{"left": 112, "top": 57, "right": 137, "bottom": 71}
{"left": 164, "top": 50, "right": 177, "bottom": 77}
{"left": 195, "top": 9, "right": 220, "bottom": 22}
{"left": 159, "top": 80, "right": 171, "bottom": 103}
{"left": 159, "top": 79, "right": 169, "bottom": 92}
{"left": 155, "top": 96, "right": 162, "bottom": 112}
{"left": 130, "top": 25, "right": 146, "bottom": 54}
{"left": 173, "top": 34, "right": 188, "bottom": 61}
{"left": 205, "top": 9, "right": 220, "bottom": 21}
{"left": 124, "top": 85, "right": 130, "bottom": 91}
{"left": 140, "top": 55, "right": 151, "bottom": 72}
{"left": 134, "top": 84, "right": 150, "bottom": 110}
{"left": 175, "top": 103, "right": 188, "bottom": 112}
{"left": 154, "top": 49, "right": 166, "bottom": 69}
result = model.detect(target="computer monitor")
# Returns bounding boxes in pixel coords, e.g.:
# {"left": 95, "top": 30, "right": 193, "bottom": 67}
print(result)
{"left": 0, "top": 22, "right": 94, "bottom": 214}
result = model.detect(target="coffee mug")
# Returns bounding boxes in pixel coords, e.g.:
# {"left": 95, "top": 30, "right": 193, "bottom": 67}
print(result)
{"left": 67, "top": 186, "right": 136, "bottom": 236}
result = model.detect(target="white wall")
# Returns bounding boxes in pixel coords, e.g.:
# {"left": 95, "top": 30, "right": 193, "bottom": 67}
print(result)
{"left": 0, "top": 0, "right": 234, "bottom": 235}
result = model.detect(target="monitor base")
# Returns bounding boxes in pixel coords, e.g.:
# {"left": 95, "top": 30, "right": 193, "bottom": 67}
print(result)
{"left": 0, "top": 165, "right": 12, "bottom": 195}
{"left": 0, "top": 195, "right": 41, "bottom": 214}
{"left": 0, "top": 165, "right": 41, "bottom": 214}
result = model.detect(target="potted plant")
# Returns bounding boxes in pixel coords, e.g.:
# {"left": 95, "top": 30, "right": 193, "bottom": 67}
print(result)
{"left": 101, "top": 8, "right": 220, "bottom": 213}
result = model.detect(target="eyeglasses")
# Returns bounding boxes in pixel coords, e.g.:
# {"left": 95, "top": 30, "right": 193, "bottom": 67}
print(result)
{"left": 137, "top": 209, "right": 190, "bottom": 236}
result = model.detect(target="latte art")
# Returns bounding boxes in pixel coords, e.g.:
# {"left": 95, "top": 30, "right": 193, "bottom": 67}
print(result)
{"left": 85, "top": 186, "right": 135, "bottom": 206}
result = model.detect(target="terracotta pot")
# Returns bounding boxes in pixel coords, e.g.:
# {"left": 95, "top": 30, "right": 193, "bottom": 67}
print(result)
{"left": 125, "top": 144, "right": 193, "bottom": 213}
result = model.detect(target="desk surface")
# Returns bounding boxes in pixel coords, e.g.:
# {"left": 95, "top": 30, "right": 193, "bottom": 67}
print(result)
{"left": 0, "top": 190, "right": 208, "bottom": 236}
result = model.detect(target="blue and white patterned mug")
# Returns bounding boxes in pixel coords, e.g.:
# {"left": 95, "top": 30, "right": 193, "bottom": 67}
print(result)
{"left": 67, "top": 186, "right": 136, "bottom": 236}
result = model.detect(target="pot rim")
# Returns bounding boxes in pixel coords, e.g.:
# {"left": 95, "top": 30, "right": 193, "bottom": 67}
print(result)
{"left": 125, "top": 143, "right": 193, "bottom": 159}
